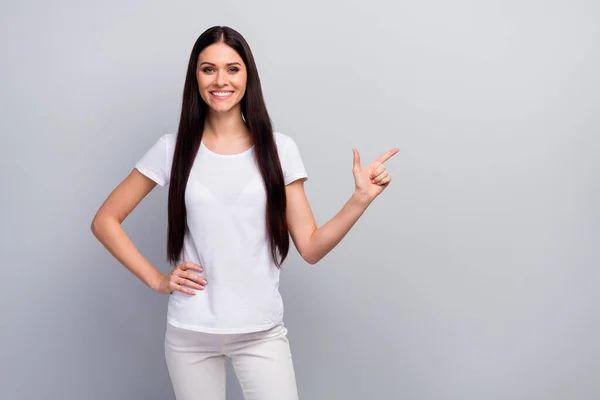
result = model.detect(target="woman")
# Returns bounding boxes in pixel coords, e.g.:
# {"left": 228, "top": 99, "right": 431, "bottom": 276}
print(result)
{"left": 91, "top": 26, "right": 398, "bottom": 400}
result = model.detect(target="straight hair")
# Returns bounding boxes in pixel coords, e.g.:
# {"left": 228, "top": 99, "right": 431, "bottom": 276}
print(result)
{"left": 167, "top": 26, "right": 289, "bottom": 268}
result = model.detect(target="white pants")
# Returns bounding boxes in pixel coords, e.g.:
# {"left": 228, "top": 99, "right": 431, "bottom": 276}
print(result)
{"left": 164, "top": 322, "right": 299, "bottom": 400}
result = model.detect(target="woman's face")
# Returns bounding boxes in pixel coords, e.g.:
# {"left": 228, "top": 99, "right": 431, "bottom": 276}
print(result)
{"left": 196, "top": 43, "right": 247, "bottom": 113}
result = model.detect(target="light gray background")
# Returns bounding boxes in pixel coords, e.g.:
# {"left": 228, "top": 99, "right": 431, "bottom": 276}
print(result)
{"left": 1, "top": 0, "right": 598, "bottom": 399}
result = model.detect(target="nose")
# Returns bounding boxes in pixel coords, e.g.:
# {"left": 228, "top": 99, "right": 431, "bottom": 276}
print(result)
{"left": 215, "top": 70, "right": 227, "bottom": 87}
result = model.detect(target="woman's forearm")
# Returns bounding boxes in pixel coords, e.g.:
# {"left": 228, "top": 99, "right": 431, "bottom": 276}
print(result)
{"left": 305, "top": 191, "right": 372, "bottom": 264}
{"left": 91, "top": 216, "right": 164, "bottom": 291}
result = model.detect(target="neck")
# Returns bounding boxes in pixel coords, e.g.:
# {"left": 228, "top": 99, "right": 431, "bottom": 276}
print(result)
{"left": 203, "top": 107, "right": 250, "bottom": 141}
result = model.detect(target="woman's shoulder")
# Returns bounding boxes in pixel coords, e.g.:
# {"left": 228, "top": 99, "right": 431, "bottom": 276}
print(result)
{"left": 162, "top": 132, "right": 177, "bottom": 144}
{"left": 148, "top": 132, "right": 177, "bottom": 146}
{"left": 273, "top": 131, "right": 295, "bottom": 150}
{"left": 155, "top": 132, "right": 177, "bottom": 155}
{"left": 273, "top": 131, "right": 287, "bottom": 141}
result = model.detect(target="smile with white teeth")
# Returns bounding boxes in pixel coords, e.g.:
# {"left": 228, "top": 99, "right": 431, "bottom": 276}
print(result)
{"left": 211, "top": 91, "right": 233, "bottom": 97}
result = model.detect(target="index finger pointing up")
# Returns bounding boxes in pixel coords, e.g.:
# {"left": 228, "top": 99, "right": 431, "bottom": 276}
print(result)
{"left": 375, "top": 148, "right": 400, "bottom": 165}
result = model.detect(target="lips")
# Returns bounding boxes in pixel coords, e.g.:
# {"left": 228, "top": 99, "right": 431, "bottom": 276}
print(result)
{"left": 210, "top": 91, "right": 234, "bottom": 100}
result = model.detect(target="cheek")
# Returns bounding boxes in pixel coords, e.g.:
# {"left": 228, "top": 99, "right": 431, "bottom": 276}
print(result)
{"left": 196, "top": 75, "right": 209, "bottom": 90}
{"left": 196, "top": 77, "right": 211, "bottom": 100}
{"left": 234, "top": 77, "right": 247, "bottom": 94}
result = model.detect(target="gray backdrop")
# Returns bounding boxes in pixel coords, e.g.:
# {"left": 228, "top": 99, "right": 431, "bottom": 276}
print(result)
{"left": 1, "top": 0, "right": 599, "bottom": 399}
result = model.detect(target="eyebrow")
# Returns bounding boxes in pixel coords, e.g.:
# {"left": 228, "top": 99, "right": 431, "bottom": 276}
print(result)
{"left": 199, "top": 62, "right": 242, "bottom": 67}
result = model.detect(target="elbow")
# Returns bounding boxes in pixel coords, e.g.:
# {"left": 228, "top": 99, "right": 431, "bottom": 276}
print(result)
{"left": 90, "top": 216, "right": 101, "bottom": 238}
{"left": 302, "top": 251, "right": 319, "bottom": 265}
{"left": 301, "top": 235, "right": 319, "bottom": 265}
{"left": 91, "top": 213, "right": 116, "bottom": 238}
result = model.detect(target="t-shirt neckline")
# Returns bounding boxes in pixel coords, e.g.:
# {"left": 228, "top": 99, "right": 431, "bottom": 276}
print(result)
{"left": 200, "top": 141, "right": 255, "bottom": 158}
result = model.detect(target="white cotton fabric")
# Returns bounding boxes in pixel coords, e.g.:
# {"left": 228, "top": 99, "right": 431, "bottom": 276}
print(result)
{"left": 135, "top": 131, "right": 308, "bottom": 333}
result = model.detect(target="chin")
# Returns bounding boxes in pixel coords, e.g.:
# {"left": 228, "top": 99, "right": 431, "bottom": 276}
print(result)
{"left": 209, "top": 102, "right": 242, "bottom": 114}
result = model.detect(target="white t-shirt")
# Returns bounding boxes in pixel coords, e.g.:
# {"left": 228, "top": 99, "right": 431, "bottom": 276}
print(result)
{"left": 135, "top": 131, "right": 308, "bottom": 334}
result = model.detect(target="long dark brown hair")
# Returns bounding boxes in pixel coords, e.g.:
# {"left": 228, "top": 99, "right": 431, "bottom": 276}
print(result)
{"left": 167, "top": 26, "right": 289, "bottom": 268}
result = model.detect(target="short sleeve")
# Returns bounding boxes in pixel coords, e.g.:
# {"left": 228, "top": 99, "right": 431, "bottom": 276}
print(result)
{"left": 282, "top": 136, "right": 308, "bottom": 186}
{"left": 134, "top": 134, "right": 172, "bottom": 187}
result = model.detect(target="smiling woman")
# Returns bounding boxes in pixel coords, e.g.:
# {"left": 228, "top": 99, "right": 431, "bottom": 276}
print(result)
{"left": 197, "top": 47, "right": 247, "bottom": 111}
{"left": 90, "top": 25, "right": 398, "bottom": 400}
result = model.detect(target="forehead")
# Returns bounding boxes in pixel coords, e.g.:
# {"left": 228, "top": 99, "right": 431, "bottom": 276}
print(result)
{"left": 198, "top": 43, "right": 243, "bottom": 64}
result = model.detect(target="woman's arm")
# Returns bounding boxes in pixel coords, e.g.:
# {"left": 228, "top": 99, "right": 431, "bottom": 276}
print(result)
{"left": 286, "top": 147, "right": 399, "bottom": 265}
{"left": 286, "top": 181, "right": 371, "bottom": 265}
{"left": 91, "top": 169, "right": 164, "bottom": 291}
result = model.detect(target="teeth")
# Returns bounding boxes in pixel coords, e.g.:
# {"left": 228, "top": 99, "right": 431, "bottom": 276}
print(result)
{"left": 212, "top": 92, "right": 233, "bottom": 97}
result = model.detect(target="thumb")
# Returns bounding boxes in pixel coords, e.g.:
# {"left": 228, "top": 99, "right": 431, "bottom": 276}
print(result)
{"left": 352, "top": 148, "right": 361, "bottom": 170}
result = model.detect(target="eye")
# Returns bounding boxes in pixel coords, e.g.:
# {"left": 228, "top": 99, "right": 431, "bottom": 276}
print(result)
{"left": 229, "top": 67, "right": 239, "bottom": 73}
{"left": 202, "top": 67, "right": 214, "bottom": 73}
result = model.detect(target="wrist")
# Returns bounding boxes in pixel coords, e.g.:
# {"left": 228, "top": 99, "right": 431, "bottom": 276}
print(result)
{"left": 149, "top": 271, "right": 164, "bottom": 292}
{"left": 352, "top": 190, "right": 373, "bottom": 208}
